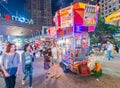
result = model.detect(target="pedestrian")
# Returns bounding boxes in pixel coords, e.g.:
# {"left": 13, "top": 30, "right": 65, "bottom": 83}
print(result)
{"left": 2, "top": 42, "right": 10, "bottom": 54}
{"left": 51, "top": 43, "right": 61, "bottom": 79}
{"left": 22, "top": 43, "right": 33, "bottom": 88}
{"left": 44, "top": 52, "right": 51, "bottom": 78}
{"left": 1, "top": 43, "right": 20, "bottom": 88}
{"left": 106, "top": 41, "right": 114, "bottom": 60}
{"left": 115, "top": 45, "right": 119, "bottom": 53}
{"left": 47, "top": 44, "right": 52, "bottom": 63}
{"left": 0, "top": 42, "right": 3, "bottom": 56}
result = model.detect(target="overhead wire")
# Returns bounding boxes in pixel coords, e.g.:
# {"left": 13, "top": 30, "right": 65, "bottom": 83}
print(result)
{"left": 0, "top": 0, "right": 12, "bottom": 15}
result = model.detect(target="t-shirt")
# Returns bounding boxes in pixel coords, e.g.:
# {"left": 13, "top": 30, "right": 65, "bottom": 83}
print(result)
{"left": 1, "top": 53, "right": 20, "bottom": 76}
{"left": 25, "top": 52, "right": 32, "bottom": 65}
{"left": 106, "top": 44, "right": 113, "bottom": 51}
{"left": 52, "top": 47, "right": 58, "bottom": 59}
{"left": 22, "top": 52, "right": 32, "bottom": 73}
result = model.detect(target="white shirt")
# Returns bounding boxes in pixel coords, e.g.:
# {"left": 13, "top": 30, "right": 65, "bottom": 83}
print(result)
{"left": 106, "top": 44, "right": 113, "bottom": 51}
{"left": 52, "top": 47, "right": 58, "bottom": 59}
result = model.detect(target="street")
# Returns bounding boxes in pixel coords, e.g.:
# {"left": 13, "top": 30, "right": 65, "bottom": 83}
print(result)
{"left": 0, "top": 51, "right": 120, "bottom": 88}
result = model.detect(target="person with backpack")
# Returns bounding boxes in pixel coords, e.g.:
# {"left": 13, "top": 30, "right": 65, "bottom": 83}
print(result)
{"left": 1, "top": 43, "right": 20, "bottom": 88}
{"left": 22, "top": 43, "right": 33, "bottom": 88}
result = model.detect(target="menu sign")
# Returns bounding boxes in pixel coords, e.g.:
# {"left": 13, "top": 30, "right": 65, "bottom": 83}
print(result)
{"left": 84, "top": 4, "right": 97, "bottom": 26}
{"left": 60, "top": 6, "right": 73, "bottom": 28}
{"left": 57, "top": 27, "right": 73, "bottom": 38}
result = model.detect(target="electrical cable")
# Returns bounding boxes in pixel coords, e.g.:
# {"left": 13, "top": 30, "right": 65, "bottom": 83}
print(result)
{"left": 0, "top": 1, "right": 12, "bottom": 15}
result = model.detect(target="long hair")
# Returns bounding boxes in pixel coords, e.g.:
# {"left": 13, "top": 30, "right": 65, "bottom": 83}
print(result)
{"left": 6, "top": 43, "right": 16, "bottom": 53}
{"left": 24, "top": 43, "right": 30, "bottom": 52}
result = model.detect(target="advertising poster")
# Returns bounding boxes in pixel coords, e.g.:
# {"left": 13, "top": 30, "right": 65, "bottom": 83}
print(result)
{"left": 84, "top": 4, "right": 97, "bottom": 26}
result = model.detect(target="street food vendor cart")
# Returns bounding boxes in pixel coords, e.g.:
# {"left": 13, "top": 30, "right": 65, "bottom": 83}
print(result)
{"left": 54, "top": 2, "right": 102, "bottom": 76}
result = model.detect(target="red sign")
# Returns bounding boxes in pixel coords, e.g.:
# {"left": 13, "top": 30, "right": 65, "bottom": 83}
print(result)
{"left": 57, "top": 27, "right": 73, "bottom": 38}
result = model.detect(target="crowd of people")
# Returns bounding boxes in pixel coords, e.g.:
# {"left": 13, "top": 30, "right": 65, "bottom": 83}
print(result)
{"left": 0, "top": 40, "right": 119, "bottom": 88}
{"left": 89, "top": 41, "right": 119, "bottom": 61}
{"left": 0, "top": 41, "right": 62, "bottom": 88}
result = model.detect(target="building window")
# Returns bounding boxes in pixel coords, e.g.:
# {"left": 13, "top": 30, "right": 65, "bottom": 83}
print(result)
{"left": 109, "top": 10, "right": 111, "bottom": 12}
{"left": 109, "top": 5, "right": 111, "bottom": 8}
{"left": 105, "top": 2, "right": 107, "bottom": 5}
{"left": 113, "top": 8, "right": 116, "bottom": 11}
{"left": 105, "top": 11, "right": 107, "bottom": 13}
{"left": 105, "top": 7, "right": 107, "bottom": 10}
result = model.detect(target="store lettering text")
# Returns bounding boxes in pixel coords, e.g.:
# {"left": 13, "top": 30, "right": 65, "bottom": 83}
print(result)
{"left": 0, "top": 13, "right": 33, "bottom": 24}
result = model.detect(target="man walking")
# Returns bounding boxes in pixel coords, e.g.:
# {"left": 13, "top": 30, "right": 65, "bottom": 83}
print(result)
{"left": 106, "top": 41, "right": 114, "bottom": 60}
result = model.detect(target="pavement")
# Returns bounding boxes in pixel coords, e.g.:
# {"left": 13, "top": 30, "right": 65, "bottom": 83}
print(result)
{"left": 0, "top": 51, "right": 120, "bottom": 88}
{"left": 94, "top": 54, "right": 120, "bottom": 78}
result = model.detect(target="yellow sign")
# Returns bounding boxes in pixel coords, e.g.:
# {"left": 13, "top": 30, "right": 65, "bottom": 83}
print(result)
{"left": 105, "top": 9, "right": 120, "bottom": 23}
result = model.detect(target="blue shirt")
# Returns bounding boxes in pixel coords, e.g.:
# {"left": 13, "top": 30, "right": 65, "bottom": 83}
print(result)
{"left": 1, "top": 53, "right": 20, "bottom": 76}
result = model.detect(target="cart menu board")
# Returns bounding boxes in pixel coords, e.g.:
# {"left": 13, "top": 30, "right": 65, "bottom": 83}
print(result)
{"left": 57, "top": 27, "right": 73, "bottom": 38}
{"left": 84, "top": 4, "right": 97, "bottom": 26}
{"left": 60, "top": 6, "right": 73, "bottom": 28}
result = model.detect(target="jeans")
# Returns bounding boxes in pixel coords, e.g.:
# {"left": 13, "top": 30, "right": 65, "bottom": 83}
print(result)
{"left": 5, "top": 75, "right": 16, "bottom": 88}
{"left": 107, "top": 50, "right": 114, "bottom": 60}
{"left": 23, "top": 65, "right": 33, "bottom": 87}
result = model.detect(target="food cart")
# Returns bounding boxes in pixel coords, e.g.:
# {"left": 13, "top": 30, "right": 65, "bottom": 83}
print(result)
{"left": 54, "top": 2, "right": 102, "bottom": 76}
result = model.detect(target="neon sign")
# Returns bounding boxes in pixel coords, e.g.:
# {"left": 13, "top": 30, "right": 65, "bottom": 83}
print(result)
{"left": 11, "top": 15, "right": 33, "bottom": 24}
{"left": 0, "top": 13, "right": 33, "bottom": 24}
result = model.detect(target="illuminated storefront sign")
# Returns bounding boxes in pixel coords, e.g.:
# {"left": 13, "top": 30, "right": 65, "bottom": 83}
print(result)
{"left": 74, "top": 24, "right": 88, "bottom": 33}
{"left": 57, "top": 27, "right": 73, "bottom": 38}
{"left": 11, "top": 15, "right": 33, "bottom": 24}
{"left": 0, "top": 13, "right": 33, "bottom": 24}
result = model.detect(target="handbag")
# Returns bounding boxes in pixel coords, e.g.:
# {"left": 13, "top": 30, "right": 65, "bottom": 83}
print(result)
{"left": 8, "top": 53, "right": 16, "bottom": 76}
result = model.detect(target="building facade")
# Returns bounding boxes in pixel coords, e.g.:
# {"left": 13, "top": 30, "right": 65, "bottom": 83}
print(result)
{"left": 73, "top": 0, "right": 98, "bottom": 5}
{"left": 25, "top": 0, "right": 52, "bottom": 29}
{"left": 99, "top": 0, "right": 120, "bottom": 18}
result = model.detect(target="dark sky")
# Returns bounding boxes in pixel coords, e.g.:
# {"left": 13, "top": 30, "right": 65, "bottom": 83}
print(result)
{"left": 0, "top": 0, "right": 73, "bottom": 17}
{"left": 1, "top": 0, "right": 26, "bottom": 16}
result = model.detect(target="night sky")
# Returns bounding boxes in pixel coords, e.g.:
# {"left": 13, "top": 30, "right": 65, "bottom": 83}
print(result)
{"left": 0, "top": 0, "right": 73, "bottom": 17}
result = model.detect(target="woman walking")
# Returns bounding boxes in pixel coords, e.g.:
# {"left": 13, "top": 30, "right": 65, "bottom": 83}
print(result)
{"left": 22, "top": 43, "right": 33, "bottom": 88}
{"left": 43, "top": 47, "right": 51, "bottom": 78}
{"left": 1, "top": 43, "right": 20, "bottom": 88}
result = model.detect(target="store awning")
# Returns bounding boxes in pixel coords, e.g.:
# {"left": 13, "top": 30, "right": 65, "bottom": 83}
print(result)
{"left": 105, "top": 9, "right": 120, "bottom": 23}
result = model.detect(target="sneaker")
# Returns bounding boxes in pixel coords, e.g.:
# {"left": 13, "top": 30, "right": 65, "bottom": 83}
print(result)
{"left": 22, "top": 80, "right": 25, "bottom": 85}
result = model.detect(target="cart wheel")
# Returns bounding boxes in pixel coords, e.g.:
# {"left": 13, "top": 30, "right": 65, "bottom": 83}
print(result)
{"left": 62, "top": 64, "right": 68, "bottom": 73}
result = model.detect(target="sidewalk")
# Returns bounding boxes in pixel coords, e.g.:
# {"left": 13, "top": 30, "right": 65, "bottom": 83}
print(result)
{"left": 94, "top": 54, "right": 120, "bottom": 77}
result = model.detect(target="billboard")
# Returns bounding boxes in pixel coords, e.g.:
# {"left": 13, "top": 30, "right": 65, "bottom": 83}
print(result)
{"left": 84, "top": 4, "right": 97, "bottom": 26}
